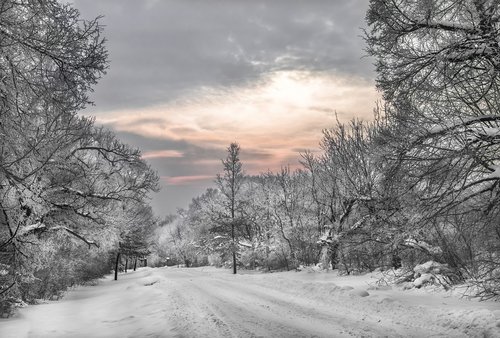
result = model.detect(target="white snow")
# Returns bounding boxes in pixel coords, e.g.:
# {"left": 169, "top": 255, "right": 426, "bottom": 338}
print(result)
{"left": 488, "top": 164, "right": 500, "bottom": 179}
{"left": 404, "top": 238, "right": 443, "bottom": 255}
{"left": 1, "top": 267, "right": 499, "bottom": 337}
{"left": 413, "top": 273, "right": 434, "bottom": 288}
{"left": 410, "top": 261, "right": 453, "bottom": 289}
{"left": 17, "top": 222, "right": 45, "bottom": 236}
{"left": 481, "top": 127, "right": 500, "bottom": 137}
{"left": 427, "top": 115, "right": 500, "bottom": 137}
{"left": 238, "top": 240, "right": 253, "bottom": 248}
{"left": 415, "top": 19, "right": 474, "bottom": 32}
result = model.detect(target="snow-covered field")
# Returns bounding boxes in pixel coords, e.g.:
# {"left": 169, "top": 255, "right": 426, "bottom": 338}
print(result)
{"left": 1, "top": 266, "right": 499, "bottom": 337}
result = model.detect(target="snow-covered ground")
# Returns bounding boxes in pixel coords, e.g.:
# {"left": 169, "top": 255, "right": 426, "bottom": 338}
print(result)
{"left": 1, "top": 266, "right": 499, "bottom": 337}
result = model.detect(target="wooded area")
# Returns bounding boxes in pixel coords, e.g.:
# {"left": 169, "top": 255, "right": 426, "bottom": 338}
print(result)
{"left": 150, "top": 0, "right": 500, "bottom": 301}
{"left": 0, "top": 0, "right": 158, "bottom": 316}
{"left": 1, "top": 0, "right": 499, "bottom": 319}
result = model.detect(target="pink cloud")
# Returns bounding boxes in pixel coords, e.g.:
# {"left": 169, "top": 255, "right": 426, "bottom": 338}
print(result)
{"left": 162, "top": 175, "right": 214, "bottom": 186}
{"left": 95, "top": 71, "right": 379, "bottom": 175}
{"left": 142, "top": 150, "right": 184, "bottom": 159}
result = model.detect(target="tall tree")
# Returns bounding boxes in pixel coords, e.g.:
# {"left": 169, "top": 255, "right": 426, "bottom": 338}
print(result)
{"left": 366, "top": 0, "right": 500, "bottom": 295}
{"left": 303, "top": 120, "right": 381, "bottom": 271}
{"left": 0, "top": 0, "right": 160, "bottom": 313}
{"left": 216, "top": 143, "right": 244, "bottom": 274}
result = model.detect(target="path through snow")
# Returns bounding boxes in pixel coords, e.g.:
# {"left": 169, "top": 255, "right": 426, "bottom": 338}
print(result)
{"left": 1, "top": 266, "right": 499, "bottom": 337}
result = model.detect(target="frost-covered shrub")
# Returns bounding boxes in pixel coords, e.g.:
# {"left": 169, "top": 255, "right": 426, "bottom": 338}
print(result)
{"left": 397, "top": 246, "right": 434, "bottom": 270}
{"left": 239, "top": 248, "right": 258, "bottom": 269}
{"left": 381, "top": 261, "right": 456, "bottom": 290}
{"left": 411, "top": 261, "right": 453, "bottom": 289}
{"left": 10, "top": 234, "right": 114, "bottom": 310}
{"left": 339, "top": 238, "right": 389, "bottom": 274}
{"left": 208, "top": 254, "right": 223, "bottom": 267}
{"left": 190, "top": 255, "right": 209, "bottom": 267}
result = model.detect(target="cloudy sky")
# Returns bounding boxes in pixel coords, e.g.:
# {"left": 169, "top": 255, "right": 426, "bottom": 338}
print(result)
{"left": 71, "top": 0, "right": 378, "bottom": 216}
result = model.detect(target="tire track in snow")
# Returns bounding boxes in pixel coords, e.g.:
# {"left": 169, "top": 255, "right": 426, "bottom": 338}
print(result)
{"left": 164, "top": 270, "right": 399, "bottom": 337}
{"left": 224, "top": 273, "right": 477, "bottom": 337}
{"left": 162, "top": 269, "right": 478, "bottom": 337}
{"left": 2, "top": 267, "right": 498, "bottom": 337}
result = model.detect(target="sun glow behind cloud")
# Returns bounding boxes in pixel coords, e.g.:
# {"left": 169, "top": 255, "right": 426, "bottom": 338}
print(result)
{"left": 161, "top": 175, "right": 214, "bottom": 186}
{"left": 71, "top": 0, "right": 375, "bottom": 214}
{"left": 96, "top": 70, "right": 378, "bottom": 175}
{"left": 142, "top": 150, "right": 184, "bottom": 159}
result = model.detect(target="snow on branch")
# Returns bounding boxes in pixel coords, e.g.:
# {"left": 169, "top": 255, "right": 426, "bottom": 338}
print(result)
{"left": 18, "top": 222, "right": 45, "bottom": 236}
{"left": 238, "top": 240, "right": 252, "bottom": 248}
{"left": 48, "top": 187, "right": 121, "bottom": 201}
{"left": 403, "top": 238, "right": 442, "bottom": 256}
{"left": 487, "top": 164, "right": 500, "bottom": 179}
{"left": 444, "top": 46, "right": 497, "bottom": 62}
{"left": 412, "top": 19, "right": 475, "bottom": 33}
{"left": 317, "top": 233, "right": 339, "bottom": 245}
{"left": 423, "top": 115, "right": 500, "bottom": 140}
{"left": 18, "top": 223, "right": 99, "bottom": 248}
{"left": 53, "top": 226, "right": 99, "bottom": 248}
{"left": 349, "top": 215, "right": 371, "bottom": 233}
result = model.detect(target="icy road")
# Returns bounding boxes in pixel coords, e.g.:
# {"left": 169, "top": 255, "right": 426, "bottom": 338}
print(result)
{"left": 1, "top": 266, "right": 499, "bottom": 337}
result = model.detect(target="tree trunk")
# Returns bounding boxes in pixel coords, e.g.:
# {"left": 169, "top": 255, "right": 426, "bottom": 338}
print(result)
{"left": 330, "top": 243, "right": 339, "bottom": 270}
{"left": 125, "top": 258, "right": 128, "bottom": 273}
{"left": 144, "top": 258, "right": 147, "bottom": 267}
{"left": 266, "top": 233, "right": 271, "bottom": 271}
{"left": 232, "top": 223, "right": 237, "bottom": 274}
{"left": 392, "top": 251, "right": 402, "bottom": 269}
{"left": 281, "top": 246, "right": 290, "bottom": 271}
{"left": 319, "top": 245, "right": 330, "bottom": 270}
{"left": 319, "top": 242, "right": 339, "bottom": 270}
{"left": 133, "top": 258, "right": 137, "bottom": 271}
{"left": 114, "top": 252, "right": 121, "bottom": 281}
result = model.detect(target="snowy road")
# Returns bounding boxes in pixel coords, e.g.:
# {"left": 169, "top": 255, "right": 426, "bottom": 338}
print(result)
{"left": 1, "top": 267, "right": 499, "bottom": 337}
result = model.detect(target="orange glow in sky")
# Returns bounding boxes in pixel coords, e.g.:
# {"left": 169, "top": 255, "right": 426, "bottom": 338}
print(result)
{"left": 96, "top": 70, "right": 378, "bottom": 175}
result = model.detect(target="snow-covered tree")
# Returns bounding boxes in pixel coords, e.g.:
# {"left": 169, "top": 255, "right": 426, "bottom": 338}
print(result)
{"left": 302, "top": 120, "right": 385, "bottom": 272}
{"left": 259, "top": 168, "right": 319, "bottom": 270}
{"left": 215, "top": 143, "right": 245, "bottom": 274}
{"left": 0, "top": 0, "right": 159, "bottom": 313}
{"left": 366, "top": 0, "right": 500, "bottom": 296}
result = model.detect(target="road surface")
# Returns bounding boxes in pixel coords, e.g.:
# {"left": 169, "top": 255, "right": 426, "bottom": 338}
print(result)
{"left": 1, "top": 267, "right": 499, "bottom": 337}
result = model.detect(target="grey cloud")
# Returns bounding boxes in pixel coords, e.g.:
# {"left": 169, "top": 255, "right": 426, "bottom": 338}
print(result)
{"left": 73, "top": 0, "right": 373, "bottom": 113}
{"left": 113, "top": 129, "right": 223, "bottom": 176}
{"left": 114, "top": 128, "right": 279, "bottom": 176}
{"left": 309, "top": 106, "right": 335, "bottom": 114}
{"left": 119, "top": 117, "right": 167, "bottom": 129}
{"left": 291, "top": 147, "right": 321, "bottom": 154}
{"left": 169, "top": 126, "right": 199, "bottom": 134}
{"left": 112, "top": 130, "right": 189, "bottom": 152}
{"left": 240, "top": 149, "right": 274, "bottom": 161}
{"left": 72, "top": 0, "right": 375, "bottom": 215}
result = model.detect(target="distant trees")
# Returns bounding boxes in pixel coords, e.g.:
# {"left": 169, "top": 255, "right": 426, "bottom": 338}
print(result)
{"left": 147, "top": 0, "right": 500, "bottom": 301}
{"left": 150, "top": 192, "right": 219, "bottom": 269}
{"left": 302, "top": 119, "right": 384, "bottom": 272}
{"left": 0, "top": 0, "right": 159, "bottom": 315}
{"left": 114, "top": 203, "right": 157, "bottom": 280}
{"left": 260, "top": 168, "right": 319, "bottom": 270}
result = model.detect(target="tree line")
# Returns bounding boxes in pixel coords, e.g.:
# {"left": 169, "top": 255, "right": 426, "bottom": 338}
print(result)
{"left": 0, "top": 0, "right": 159, "bottom": 316}
{"left": 2, "top": 0, "right": 499, "bottom": 317}
{"left": 152, "top": 0, "right": 500, "bottom": 301}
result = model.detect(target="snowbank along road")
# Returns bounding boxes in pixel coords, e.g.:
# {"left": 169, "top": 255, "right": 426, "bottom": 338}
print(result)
{"left": 1, "top": 266, "right": 499, "bottom": 337}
